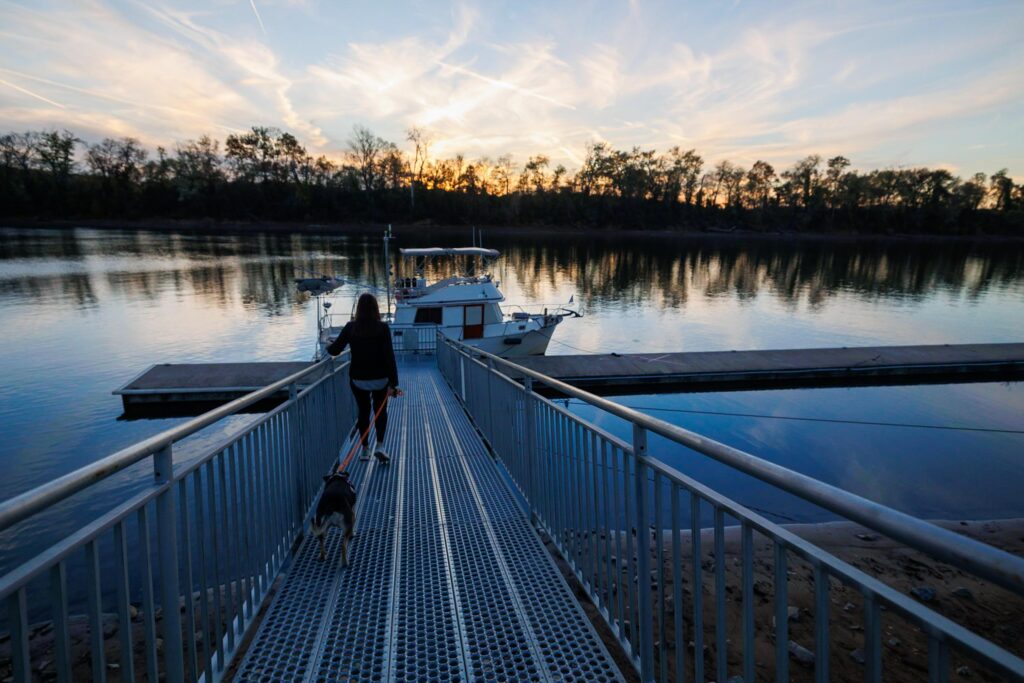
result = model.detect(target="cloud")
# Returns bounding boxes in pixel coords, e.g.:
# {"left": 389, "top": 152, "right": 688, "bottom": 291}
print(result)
{"left": 0, "top": 0, "right": 328, "bottom": 147}
{"left": 0, "top": 76, "right": 65, "bottom": 109}
{"left": 578, "top": 44, "right": 621, "bottom": 109}
{"left": 0, "top": 1, "right": 256, "bottom": 144}
{"left": 0, "top": 0, "right": 1020, "bottom": 172}
{"left": 248, "top": 0, "right": 267, "bottom": 36}
{"left": 137, "top": 3, "right": 328, "bottom": 147}
{"left": 435, "top": 60, "right": 576, "bottom": 111}
{"left": 0, "top": 66, "right": 239, "bottom": 129}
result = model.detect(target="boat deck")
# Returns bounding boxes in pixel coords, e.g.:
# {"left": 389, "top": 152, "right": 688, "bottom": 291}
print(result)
{"left": 233, "top": 361, "right": 622, "bottom": 682}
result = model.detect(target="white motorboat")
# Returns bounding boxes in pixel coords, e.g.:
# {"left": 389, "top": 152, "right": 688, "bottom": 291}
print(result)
{"left": 388, "top": 246, "right": 568, "bottom": 356}
{"left": 314, "top": 239, "right": 576, "bottom": 358}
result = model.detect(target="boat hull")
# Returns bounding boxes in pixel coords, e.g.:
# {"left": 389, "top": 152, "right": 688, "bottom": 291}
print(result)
{"left": 456, "top": 325, "right": 556, "bottom": 357}
{"left": 388, "top": 321, "right": 559, "bottom": 357}
{"left": 321, "top": 319, "right": 561, "bottom": 359}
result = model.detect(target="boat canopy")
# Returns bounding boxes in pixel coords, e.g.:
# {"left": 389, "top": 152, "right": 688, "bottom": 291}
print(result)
{"left": 400, "top": 247, "right": 500, "bottom": 259}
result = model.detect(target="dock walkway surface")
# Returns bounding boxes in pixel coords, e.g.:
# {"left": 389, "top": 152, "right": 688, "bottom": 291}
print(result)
{"left": 233, "top": 361, "right": 622, "bottom": 683}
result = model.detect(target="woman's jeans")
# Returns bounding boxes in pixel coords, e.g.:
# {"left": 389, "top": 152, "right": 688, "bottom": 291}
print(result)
{"left": 350, "top": 380, "right": 388, "bottom": 447}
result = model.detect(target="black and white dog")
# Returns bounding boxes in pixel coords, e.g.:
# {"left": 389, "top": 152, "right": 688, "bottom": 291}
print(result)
{"left": 311, "top": 472, "right": 357, "bottom": 566}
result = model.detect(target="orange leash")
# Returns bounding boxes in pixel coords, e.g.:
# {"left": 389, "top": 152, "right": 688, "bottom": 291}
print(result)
{"left": 337, "top": 393, "right": 391, "bottom": 473}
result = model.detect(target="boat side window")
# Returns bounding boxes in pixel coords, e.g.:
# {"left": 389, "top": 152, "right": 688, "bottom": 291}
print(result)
{"left": 484, "top": 304, "right": 502, "bottom": 324}
{"left": 414, "top": 306, "right": 443, "bottom": 324}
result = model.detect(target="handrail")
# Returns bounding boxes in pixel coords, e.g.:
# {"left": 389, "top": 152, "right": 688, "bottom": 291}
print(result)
{"left": 0, "top": 355, "right": 346, "bottom": 534}
{"left": 443, "top": 337, "right": 1024, "bottom": 596}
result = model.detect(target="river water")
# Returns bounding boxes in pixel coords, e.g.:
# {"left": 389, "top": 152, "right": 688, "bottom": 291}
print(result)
{"left": 1, "top": 226, "right": 1023, "bottom": 575}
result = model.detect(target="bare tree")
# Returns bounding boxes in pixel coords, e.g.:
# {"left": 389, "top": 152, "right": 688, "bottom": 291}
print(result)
{"left": 990, "top": 169, "right": 1015, "bottom": 211}
{"left": 0, "top": 132, "right": 38, "bottom": 172}
{"left": 744, "top": 160, "right": 776, "bottom": 209}
{"left": 175, "top": 135, "right": 223, "bottom": 200}
{"left": 782, "top": 155, "right": 822, "bottom": 208}
{"left": 709, "top": 160, "right": 739, "bottom": 207}
{"left": 406, "top": 127, "right": 431, "bottom": 207}
{"left": 35, "top": 130, "right": 79, "bottom": 183}
{"left": 224, "top": 127, "right": 277, "bottom": 182}
{"left": 518, "top": 155, "right": 550, "bottom": 193}
{"left": 275, "top": 132, "right": 307, "bottom": 184}
{"left": 347, "top": 125, "right": 386, "bottom": 192}
{"left": 955, "top": 172, "right": 987, "bottom": 211}
{"left": 551, "top": 163, "right": 567, "bottom": 191}
{"left": 662, "top": 147, "right": 703, "bottom": 204}
{"left": 490, "top": 154, "right": 515, "bottom": 195}
{"left": 825, "top": 156, "right": 850, "bottom": 210}
{"left": 379, "top": 143, "right": 406, "bottom": 191}
{"left": 86, "top": 137, "right": 147, "bottom": 184}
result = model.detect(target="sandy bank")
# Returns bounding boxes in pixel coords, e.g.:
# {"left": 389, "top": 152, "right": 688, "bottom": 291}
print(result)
{"left": 550, "top": 517, "right": 1024, "bottom": 683}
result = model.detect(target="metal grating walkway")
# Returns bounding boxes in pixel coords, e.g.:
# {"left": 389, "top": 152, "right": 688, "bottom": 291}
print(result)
{"left": 234, "top": 362, "right": 622, "bottom": 682}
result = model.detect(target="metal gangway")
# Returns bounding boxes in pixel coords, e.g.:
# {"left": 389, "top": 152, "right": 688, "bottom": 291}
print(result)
{"left": 1, "top": 335, "right": 1022, "bottom": 682}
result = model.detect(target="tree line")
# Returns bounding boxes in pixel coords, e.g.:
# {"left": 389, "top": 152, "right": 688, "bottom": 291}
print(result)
{"left": 1, "top": 125, "right": 1021, "bottom": 234}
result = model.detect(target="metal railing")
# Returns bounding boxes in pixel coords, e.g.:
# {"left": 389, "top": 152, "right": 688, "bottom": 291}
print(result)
{"left": 438, "top": 335, "right": 1024, "bottom": 682}
{"left": 390, "top": 324, "right": 439, "bottom": 355}
{"left": 0, "top": 356, "right": 355, "bottom": 683}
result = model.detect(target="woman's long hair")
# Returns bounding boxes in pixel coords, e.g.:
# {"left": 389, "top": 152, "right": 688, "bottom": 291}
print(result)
{"left": 353, "top": 293, "right": 381, "bottom": 328}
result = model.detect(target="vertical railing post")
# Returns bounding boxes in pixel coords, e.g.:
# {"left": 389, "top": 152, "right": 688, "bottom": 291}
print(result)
{"left": 523, "top": 377, "right": 537, "bottom": 523}
{"left": 328, "top": 356, "right": 339, "bottom": 460}
{"left": 8, "top": 589, "right": 29, "bottom": 683}
{"left": 459, "top": 355, "right": 466, "bottom": 401}
{"left": 154, "top": 444, "right": 184, "bottom": 682}
{"left": 288, "top": 381, "right": 303, "bottom": 523}
{"left": 632, "top": 424, "right": 654, "bottom": 682}
{"left": 486, "top": 357, "right": 496, "bottom": 442}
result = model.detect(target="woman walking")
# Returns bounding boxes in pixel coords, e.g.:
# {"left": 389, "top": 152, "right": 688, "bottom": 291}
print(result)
{"left": 325, "top": 293, "right": 401, "bottom": 463}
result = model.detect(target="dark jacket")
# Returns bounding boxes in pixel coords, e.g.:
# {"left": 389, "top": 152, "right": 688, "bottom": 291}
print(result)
{"left": 326, "top": 320, "right": 399, "bottom": 388}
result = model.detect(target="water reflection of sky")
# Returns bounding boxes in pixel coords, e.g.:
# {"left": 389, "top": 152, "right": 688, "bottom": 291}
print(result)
{"left": 1, "top": 227, "right": 1023, "bottom": 556}
{"left": 567, "top": 382, "right": 1024, "bottom": 525}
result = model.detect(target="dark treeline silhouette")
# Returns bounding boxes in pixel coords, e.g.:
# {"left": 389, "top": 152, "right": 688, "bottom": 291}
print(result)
{"left": 2, "top": 126, "right": 1022, "bottom": 235}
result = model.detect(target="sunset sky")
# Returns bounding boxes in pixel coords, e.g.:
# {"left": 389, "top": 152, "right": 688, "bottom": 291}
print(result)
{"left": 1, "top": 0, "right": 1022, "bottom": 175}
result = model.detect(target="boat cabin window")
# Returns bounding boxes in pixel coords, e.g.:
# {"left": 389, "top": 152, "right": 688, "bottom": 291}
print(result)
{"left": 414, "top": 307, "right": 443, "bottom": 324}
{"left": 484, "top": 304, "right": 502, "bottom": 324}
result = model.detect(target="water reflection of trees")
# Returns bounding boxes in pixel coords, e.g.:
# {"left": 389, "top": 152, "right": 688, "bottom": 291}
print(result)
{"left": 0, "top": 229, "right": 86, "bottom": 261}
{"left": 487, "top": 237, "right": 1024, "bottom": 311}
{"left": 0, "top": 230, "right": 1021, "bottom": 313}
{"left": 0, "top": 272, "right": 97, "bottom": 308}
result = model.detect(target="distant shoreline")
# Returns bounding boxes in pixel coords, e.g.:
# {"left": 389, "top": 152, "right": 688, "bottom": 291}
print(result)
{"left": 4, "top": 218, "right": 1024, "bottom": 245}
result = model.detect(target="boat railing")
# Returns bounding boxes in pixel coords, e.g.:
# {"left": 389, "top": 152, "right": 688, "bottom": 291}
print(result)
{"left": 0, "top": 355, "right": 356, "bottom": 682}
{"left": 436, "top": 334, "right": 1024, "bottom": 682}
{"left": 390, "top": 323, "right": 439, "bottom": 355}
{"left": 318, "top": 312, "right": 439, "bottom": 356}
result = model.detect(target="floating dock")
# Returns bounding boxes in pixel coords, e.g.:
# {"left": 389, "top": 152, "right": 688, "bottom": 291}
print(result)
{"left": 114, "top": 361, "right": 328, "bottom": 416}
{"left": 115, "top": 343, "right": 1024, "bottom": 416}
{"left": 514, "top": 342, "right": 1024, "bottom": 394}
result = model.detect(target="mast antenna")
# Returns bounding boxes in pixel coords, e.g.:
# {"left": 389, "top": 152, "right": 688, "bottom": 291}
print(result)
{"left": 383, "top": 224, "right": 393, "bottom": 319}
